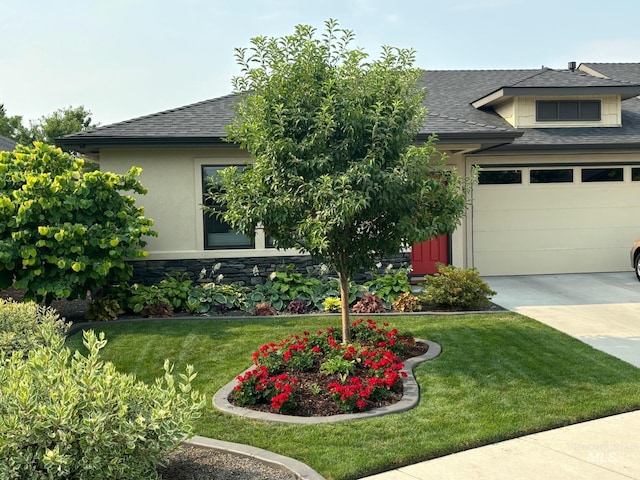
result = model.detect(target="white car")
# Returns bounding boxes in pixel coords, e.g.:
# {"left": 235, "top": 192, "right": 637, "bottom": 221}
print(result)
{"left": 632, "top": 237, "right": 640, "bottom": 281}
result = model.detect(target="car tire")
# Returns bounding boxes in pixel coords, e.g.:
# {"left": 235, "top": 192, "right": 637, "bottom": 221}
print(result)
{"left": 636, "top": 253, "right": 640, "bottom": 282}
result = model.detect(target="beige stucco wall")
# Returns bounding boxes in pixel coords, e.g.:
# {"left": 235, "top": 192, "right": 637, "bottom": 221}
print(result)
{"left": 100, "top": 145, "right": 471, "bottom": 267}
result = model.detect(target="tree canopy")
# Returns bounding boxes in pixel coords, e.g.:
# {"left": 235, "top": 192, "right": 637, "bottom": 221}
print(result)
{"left": 208, "top": 19, "right": 472, "bottom": 340}
{"left": 0, "top": 104, "right": 96, "bottom": 148}
{"left": 0, "top": 142, "right": 156, "bottom": 302}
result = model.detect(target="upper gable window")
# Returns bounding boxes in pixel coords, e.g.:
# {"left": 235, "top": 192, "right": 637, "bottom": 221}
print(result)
{"left": 536, "top": 100, "right": 601, "bottom": 122}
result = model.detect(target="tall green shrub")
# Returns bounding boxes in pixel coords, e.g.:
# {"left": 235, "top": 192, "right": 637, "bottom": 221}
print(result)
{"left": 0, "top": 142, "right": 156, "bottom": 303}
{"left": 0, "top": 330, "right": 205, "bottom": 480}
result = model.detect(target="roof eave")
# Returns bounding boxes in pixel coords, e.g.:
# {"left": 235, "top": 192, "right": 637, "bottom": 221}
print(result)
{"left": 473, "top": 86, "right": 640, "bottom": 108}
{"left": 473, "top": 142, "right": 640, "bottom": 155}
{"left": 55, "top": 136, "right": 231, "bottom": 155}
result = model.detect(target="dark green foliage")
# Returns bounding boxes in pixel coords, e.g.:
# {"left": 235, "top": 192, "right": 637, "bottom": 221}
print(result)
{"left": 210, "top": 20, "right": 472, "bottom": 340}
{"left": 365, "top": 266, "right": 412, "bottom": 304}
{"left": 421, "top": 263, "right": 497, "bottom": 310}
{"left": 85, "top": 298, "right": 124, "bottom": 322}
{"left": 156, "top": 272, "right": 193, "bottom": 310}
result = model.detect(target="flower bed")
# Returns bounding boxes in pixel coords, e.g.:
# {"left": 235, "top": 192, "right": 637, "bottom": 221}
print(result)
{"left": 229, "top": 318, "right": 428, "bottom": 416}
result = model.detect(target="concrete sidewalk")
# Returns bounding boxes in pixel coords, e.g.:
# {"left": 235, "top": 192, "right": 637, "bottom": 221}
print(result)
{"left": 361, "top": 272, "right": 640, "bottom": 480}
{"left": 361, "top": 411, "right": 640, "bottom": 479}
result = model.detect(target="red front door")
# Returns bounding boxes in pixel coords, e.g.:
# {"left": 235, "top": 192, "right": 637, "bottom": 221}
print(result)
{"left": 411, "top": 235, "right": 449, "bottom": 275}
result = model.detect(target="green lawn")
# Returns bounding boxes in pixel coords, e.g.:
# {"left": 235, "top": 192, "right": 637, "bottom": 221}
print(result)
{"left": 65, "top": 313, "right": 640, "bottom": 480}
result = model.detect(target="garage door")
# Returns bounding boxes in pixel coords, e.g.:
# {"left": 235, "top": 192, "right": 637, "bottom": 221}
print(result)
{"left": 473, "top": 166, "right": 640, "bottom": 276}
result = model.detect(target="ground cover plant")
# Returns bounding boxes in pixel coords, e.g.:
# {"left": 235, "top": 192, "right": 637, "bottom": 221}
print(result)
{"left": 65, "top": 313, "right": 640, "bottom": 480}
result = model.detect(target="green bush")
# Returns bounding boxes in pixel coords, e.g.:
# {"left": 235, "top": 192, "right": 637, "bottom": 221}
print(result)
{"left": 0, "top": 299, "right": 69, "bottom": 357}
{"left": 0, "top": 330, "right": 205, "bottom": 480}
{"left": 86, "top": 298, "right": 124, "bottom": 321}
{"left": 188, "top": 281, "right": 248, "bottom": 313}
{"left": 364, "top": 265, "right": 411, "bottom": 304}
{"left": 421, "top": 263, "right": 496, "bottom": 310}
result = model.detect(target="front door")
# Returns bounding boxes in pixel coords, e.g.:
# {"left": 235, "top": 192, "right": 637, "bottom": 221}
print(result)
{"left": 411, "top": 235, "right": 449, "bottom": 275}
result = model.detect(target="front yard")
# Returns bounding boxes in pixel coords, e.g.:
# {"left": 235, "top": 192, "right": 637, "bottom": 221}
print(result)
{"left": 66, "top": 312, "right": 640, "bottom": 480}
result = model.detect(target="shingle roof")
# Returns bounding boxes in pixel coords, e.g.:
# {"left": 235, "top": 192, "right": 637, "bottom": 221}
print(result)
{"left": 0, "top": 134, "right": 16, "bottom": 152}
{"left": 57, "top": 65, "right": 640, "bottom": 155}
{"left": 580, "top": 63, "right": 640, "bottom": 84}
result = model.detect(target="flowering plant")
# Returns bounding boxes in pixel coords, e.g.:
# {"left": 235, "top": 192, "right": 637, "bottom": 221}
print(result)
{"left": 230, "top": 319, "right": 417, "bottom": 414}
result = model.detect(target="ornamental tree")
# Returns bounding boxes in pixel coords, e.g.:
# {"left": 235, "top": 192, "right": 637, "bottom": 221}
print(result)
{"left": 208, "top": 20, "right": 471, "bottom": 341}
{"left": 0, "top": 142, "right": 156, "bottom": 303}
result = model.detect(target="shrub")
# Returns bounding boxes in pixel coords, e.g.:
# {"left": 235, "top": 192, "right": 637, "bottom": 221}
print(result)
{"left": 142, "top": 301, "right": 174, "bottom": 318}
{"left": 421, "top": 263, "right": 497, "bottom": 310}
{"left": 0, "top": 299, "right": 69, "bottom": 357}
{"left": 365, "top": 265, "right": 412, "bottom": 304}
{"left": 86, "top": 298, "right": 124, "bottom": 321}
{"left": 287, "top": 298, "right": 309, "bottom": 314}
{"left": 252, "top": 302, "right": 277, "bottom": 316}
{"left": 352, "top": 293, "right": 386, "bottom": 314}
{"left": 187, "top": 282, "right": 248, "bottom": 313}
{"left": 246, "top": 281, "right": 289, "bottom": 311}
{"left": 323, "top": 296, "right": 341, "bottom": 313}
{"left": 156, "top": 272, "right": 193, "bottom": 310}
{"left": 392, "top": 292, "right": 422, "bottom": 312}
{"left": 0, "top": 330, "right": 205, "bottom": 480}
{"left": 0, "top": 142, "right": 156, "bottom": 303}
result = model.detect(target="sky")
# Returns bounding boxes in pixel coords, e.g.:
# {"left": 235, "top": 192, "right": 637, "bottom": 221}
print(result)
{"left": 3, "top": 0, "right": 640, "bottom": 127}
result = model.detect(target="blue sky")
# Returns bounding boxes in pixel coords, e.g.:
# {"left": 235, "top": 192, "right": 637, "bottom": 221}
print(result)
{"left": 3, "top": 0, "right": 640, "bottom": 126}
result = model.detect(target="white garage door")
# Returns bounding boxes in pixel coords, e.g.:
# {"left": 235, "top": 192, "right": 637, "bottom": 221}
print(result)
{"left": 473, "top": 165, "right": 640, "bottom": 276}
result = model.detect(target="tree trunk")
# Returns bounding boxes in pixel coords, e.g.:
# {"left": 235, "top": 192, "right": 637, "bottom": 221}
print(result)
{"left": 338, "top": 270, "right": 351, "bottom": 343}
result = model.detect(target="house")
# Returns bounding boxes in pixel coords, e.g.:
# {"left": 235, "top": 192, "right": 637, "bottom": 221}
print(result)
{"left": 57, "top": 62, "right": 640, "bottom": 283}
{"left": 0, "top": 134, "right": 16, "bottom": 152}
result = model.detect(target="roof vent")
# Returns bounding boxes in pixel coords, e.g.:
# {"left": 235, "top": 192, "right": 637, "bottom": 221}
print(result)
{"left": 568, "top": 61, "right": 577, "bottom": 72}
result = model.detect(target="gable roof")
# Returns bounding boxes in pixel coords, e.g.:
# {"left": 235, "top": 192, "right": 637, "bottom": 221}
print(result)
{"left": 0, "top": 134, "right": 16, "bottom": 152}
{"left": 579, "top": 63, "right": 640, "bottom": 84}
{"left": 57, "top": 65, "right": 640, "bottom": 156}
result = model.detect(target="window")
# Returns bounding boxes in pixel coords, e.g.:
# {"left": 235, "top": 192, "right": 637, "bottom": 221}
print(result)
{"left": 536, "top": 100, "right": 601, "bottom": 122}
{"left": 202, "top": 166, "right": 254, "bottom": 249}
{"left": 530, "top": 169, "right": 573, "bottom": 183}
{"left": 478, "top": 170, "right": 522, "bottom": 185}
{"left": 632, "top": 168, "right": 640, "bottom": 181}
{"left": 581, "top": 167, "right": 623, "bottom": 183}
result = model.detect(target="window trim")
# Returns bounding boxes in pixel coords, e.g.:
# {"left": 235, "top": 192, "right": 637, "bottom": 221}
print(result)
{"left": 201, "top": 165, "right": 255, "bottom": 250}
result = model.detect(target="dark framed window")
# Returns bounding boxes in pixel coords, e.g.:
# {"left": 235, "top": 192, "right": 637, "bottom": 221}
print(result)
{"left": 581, "top": 167, "right": 623, "bottom": 183}
{"left": 632, "top": 168, "right": 640, "bottom": 181}
{"left": 536, "top": 100, "right": 601, "bottom": 122}
{"left": 202, "top": 166, "right": 254, "bottom": 249}
{"left": 530, "top": 169, "right": 573, "bottom": 183}
{"left": 478, "top": 170, "right": 522, "bottom": 185}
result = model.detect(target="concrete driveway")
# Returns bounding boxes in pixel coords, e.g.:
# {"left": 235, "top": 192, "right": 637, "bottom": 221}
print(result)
{"left": 484, "top": 272, "right": 640, "bottom": 368}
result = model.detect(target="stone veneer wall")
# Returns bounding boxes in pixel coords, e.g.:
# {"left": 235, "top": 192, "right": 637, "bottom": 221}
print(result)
{"left": 131, "top": 253, "right": 411, "bottom": 287}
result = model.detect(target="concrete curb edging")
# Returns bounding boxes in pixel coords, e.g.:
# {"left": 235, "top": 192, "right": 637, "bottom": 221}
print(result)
{"left": 184, "top": 435, "right": 326, "bottom": 480}
{"left": 212, "top": 339, "right": 442, "bottom": 424}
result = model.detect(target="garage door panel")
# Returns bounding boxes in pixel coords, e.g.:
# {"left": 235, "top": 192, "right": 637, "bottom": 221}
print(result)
{"left": 476, "top": 208, "right": 640, "bottom": 231}
{"left": 475, "top": 247, "right": 629, "bottom": 276}
{"left": 473, "top": 171, "right": 640, "bottom": 275}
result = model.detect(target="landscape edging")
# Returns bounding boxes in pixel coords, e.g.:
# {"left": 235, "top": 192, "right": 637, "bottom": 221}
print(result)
{"left": 212, "top": 339, "right": 442, "bottom": 424}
